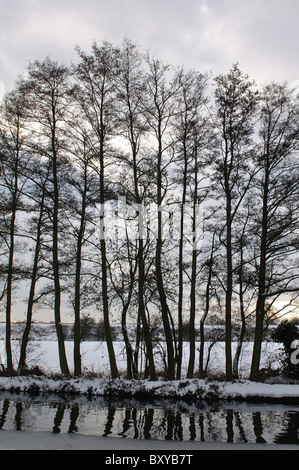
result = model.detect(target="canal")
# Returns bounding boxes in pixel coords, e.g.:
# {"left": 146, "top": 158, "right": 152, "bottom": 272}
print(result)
{"left": 0, "top": 393, "right": 299, "bottom": 446}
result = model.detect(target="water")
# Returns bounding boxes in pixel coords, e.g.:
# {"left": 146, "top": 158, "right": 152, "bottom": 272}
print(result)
{"left": 0, "top": 393, "right": 299, "bottom": 446}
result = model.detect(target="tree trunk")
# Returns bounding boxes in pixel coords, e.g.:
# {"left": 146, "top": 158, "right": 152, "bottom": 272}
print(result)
{"left": 250, "top": 160, "right": 269, "bottom": 381}
{"left": 155, "top": 187, "right": 175, "bottom": 378}
{"left": 225, "top": 192, "right": 233, "bottom": 381}
{"left": 138, "top": 238, "right": 156, "bottom": 380}
{"left": 18, "top": 187, "right": 46, "bottom": 374}
{"left": 99, "top": 151, "right": 119, "bottom": 378}
{"left": 121, "top": 301, "right": 135, "bottom": 379}
{"left": 155, "top": 235, "right": 176, "bottom": 379}
{"left": 5, "top": 151, "right": 19, "bottom": 375}
{"left": 187, "top": 245, "right": 197, "bottom": 378}
{"left": 250, "top": 299, "right": 265, "bottom": 381}
{"left": 5, "top": 204, "right": 16, "bottom": 375}
{"left": 232, "top": 265, "right": 246, "bottom": 379}
{"left": 73, "top": 205, "right": 85, "bottom": 377}
{"left": 73, "top": 160, "right": 90, "bottom": 377}
{"left": 177, "top": 151, "right": 188, "bottom": 379}
{"left": 199, "top": 236, "right": 214, "bottom": 376}
{"left": 187, "top": 156, "right": 199, "bottom": 378}
{"left": 155, "top": 132, "right": 176, "bottom": 379}
{"left": 52, "top": 121, "right": 70, "bottom": 376}
{"left": 101, "top": 237, "right": 119, "bottom": 379}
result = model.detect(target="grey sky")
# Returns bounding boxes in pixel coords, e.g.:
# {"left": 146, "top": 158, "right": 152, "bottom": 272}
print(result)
{"left": 1, "top": 0, "right": 299, "bottom": 99}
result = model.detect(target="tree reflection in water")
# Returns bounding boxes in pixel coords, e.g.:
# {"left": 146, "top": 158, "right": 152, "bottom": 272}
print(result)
{"left": 0, "top": 396, "right": 299, "bottom": 446}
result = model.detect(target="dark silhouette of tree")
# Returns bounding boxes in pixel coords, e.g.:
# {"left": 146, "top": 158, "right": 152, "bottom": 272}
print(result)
{"left": 250, "top": 83, "right": 299, "bottom": 381}
{"left": 74, "top": 42, "right": 120, "bottom": 378}
{"left": 22, "top": 57, "right": 72, "bottom": 376}
{"left": 0, "top": 89, "right": 31, "bottom": 374}
{"left": 212, "top": 64, "right": 258, "bottom": 380}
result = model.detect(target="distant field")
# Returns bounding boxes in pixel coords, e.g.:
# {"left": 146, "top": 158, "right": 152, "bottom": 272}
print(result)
{"left": 0, "top": 322, "right": 283, "bottom": 377}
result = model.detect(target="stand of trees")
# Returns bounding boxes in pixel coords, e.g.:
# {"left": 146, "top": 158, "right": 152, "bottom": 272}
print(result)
{"left": 0, "top": 39, "right": 298, "bottom": 381}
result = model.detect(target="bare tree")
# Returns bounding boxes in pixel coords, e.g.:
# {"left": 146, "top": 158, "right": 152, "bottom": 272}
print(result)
{"left": 0, "top": 89, "right": 31, "bottom": 374}
{"left": 212, "top": 64, "right": 258, "bottom": 381}
{"left": 232, "top": 197, "right": 257, "bottom": 378}
{"left": 173, "top": 69, "right": 210, "bottom": 378}
{"left": 198, "top": 233, "right": 216, "bottom": 376}
{"left": 22, "top": 58, "right": 72, "bottom": 375}
{"left": 18, "top": 159, "right": 50, "bottom": 373}
{"left": 74, "top": 42, "right": 120, "bottom": 378}
{"left": 142, "top": 56, "right": 181, "bottom": 379}
{"left": 114, "top": 39, "right": 156, "bottom": 379}
{"left": 250, "top": 82, "right": 299, "bottom": 380}
{"left": 63, "top": 116, "right": 100, "bottom": 376}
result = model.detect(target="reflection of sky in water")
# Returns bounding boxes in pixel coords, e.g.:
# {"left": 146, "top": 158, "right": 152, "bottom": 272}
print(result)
{"left": 0, "top": 395, "right": 299, "bottom": 445}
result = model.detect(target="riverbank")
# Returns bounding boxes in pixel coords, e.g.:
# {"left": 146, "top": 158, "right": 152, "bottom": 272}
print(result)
{"left": 1, "top": 376, "right": 299, "bottom": 451}
{"left": 0, "top": 375, "right": 298, "bottom": 405}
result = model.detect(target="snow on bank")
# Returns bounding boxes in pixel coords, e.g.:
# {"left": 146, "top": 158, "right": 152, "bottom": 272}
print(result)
{"left": 0, "top": 375, "right": 298, "bottom": 404}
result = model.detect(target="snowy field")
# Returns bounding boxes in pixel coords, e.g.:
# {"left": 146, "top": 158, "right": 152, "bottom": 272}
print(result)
{"left": 0, "top": 322, "right": 283, "bottom": 378}
{"left": 0, "top": 339, "right": 282, "bottom": 378}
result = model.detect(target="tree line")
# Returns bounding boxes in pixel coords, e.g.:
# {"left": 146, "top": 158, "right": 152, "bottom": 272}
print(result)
{"left": 0, "top": 39, "right": 298, "bottom": 381}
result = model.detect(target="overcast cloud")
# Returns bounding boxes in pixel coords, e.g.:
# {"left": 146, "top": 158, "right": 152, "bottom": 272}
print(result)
{"left": 1, "top": 0, "right": 299, "bottom": 98}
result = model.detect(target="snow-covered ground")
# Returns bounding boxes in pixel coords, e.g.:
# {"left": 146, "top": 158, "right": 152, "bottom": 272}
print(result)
{"left": 1, "top": 374, "right": 299, "bottom": 403}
